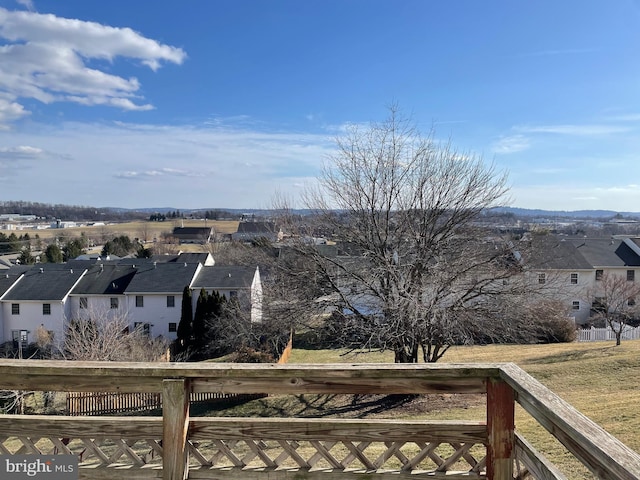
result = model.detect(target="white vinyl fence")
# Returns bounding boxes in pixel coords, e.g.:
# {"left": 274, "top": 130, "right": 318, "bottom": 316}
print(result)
{"left": 577, "top": 324, "right": 640, "bottom": 342}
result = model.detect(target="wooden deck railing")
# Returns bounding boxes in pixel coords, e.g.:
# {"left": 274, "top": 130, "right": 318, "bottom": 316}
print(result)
{"left": 0, "top": 360, "right": 638, "bottom": 480}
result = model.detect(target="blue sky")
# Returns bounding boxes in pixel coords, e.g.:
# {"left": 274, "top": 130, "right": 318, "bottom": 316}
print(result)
{"left": 1, "top": 0, "right": 639, "bottom": 211}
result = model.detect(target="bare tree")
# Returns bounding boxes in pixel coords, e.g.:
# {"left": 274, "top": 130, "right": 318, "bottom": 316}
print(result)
{"left": 58, "top": 306, "right": 168, "bottom": 361}
{"left": 280, "top": 106, "right": 554, "bottom": 362}
{"left": 586, "top": 272, "right": 640, "bottom": 346}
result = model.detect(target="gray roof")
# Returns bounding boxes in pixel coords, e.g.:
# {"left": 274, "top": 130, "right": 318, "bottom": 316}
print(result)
{"left": 2, "top": 264, "right": 86, "bottom": 301}
{"left": 0, "top": 267, "right": 28, "bottom": 297}
{"left": 235, "top": 222, "right": 276, "bottom": 234}
{"left": 71, "top": 264, "right": 137, "bottom": 295}
{"left": 173, "top": 227, "right": 212, "bottom": 235}
{"left": 567, "top": 238, "right": 640, "bottom": 267}
{"left": 192, "top": 265, "right": 256, "bottom": 290}
{"left": 125, "top": 262, "right": 200, "bottom": 294}
{"left": 526, "top": 235, "right": 640, "bottom": 269}
{"left": 525, "top": 235, "right": 593, "bottom": 270}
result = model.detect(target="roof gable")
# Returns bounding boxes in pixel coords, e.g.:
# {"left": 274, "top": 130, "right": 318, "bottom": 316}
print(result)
{"left": 192, "top": 265, "right": 256, "bottom": 290}
{"left": 2, "top": 264, "right": 86, "bottom": 301}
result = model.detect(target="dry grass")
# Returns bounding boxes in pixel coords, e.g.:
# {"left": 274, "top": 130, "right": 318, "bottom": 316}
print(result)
{"left": 285, "top": 341, "right": 640, "bottom": 479}
{"left": 23, "top": 219, "right": 240, "bottom": 242}
{"left": 19, "top": 220, "right": 240, "bottom": 255}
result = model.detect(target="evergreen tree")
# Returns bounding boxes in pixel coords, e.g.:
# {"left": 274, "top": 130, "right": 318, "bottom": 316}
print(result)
{"left": 192, "top": 288, "right": 209, "bottom": 355}
{"left": 176, "top": 286, "right": 193, "bottom": 355}
{"left": 17, "top": 248, "right": 35, "bottom": 265}
{"left": 44, "top": 244, "right": 63, "bottom": 263}
{"left": 63, "top": 238, "right": 85, "bottom": 261}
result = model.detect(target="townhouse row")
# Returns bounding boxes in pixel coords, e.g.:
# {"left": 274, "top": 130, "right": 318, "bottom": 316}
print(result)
{"left": 0, "top": 253, "right": 262, "bottom": 348}
{"left": 527, "top": 235, "right": 640, "bottom": 324}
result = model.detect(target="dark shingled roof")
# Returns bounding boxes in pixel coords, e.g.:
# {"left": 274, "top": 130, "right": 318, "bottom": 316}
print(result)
{"left": 525, "top": 235, "right": 593, "bottom": 270}
{"left": 192, "top": 266, "right": 256, "bottom": 290}
{"left": 2, "top": 264, "right": 86, "bottom": 301}
{"left": 0, "top": 267, "right": 28, "bottom": 296}
{"left": 71, "top": 264, "right": 137, "bottom": 295}
{"left": 526, "top": 235, "right": 640, "bottom": 270}
{"left": 567, "top": 238, "right": 640, "bottom": 267}
{"left": 125, "top": 262, "right": 200, "bottom": 294}
{"left": 235, "top": 222, "right": 276, "bottom": 234}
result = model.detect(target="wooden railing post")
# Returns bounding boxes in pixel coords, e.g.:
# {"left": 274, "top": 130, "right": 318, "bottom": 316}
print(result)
{"left": 487, "top": 378, "right": 515, "bottom": 480}
{"left": 163, "top": 378, "right": 190, "bottom": 480}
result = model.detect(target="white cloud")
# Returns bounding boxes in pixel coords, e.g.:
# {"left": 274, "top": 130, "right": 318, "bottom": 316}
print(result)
{"left": 512, "top": 183, "right": 640, "bottom": 211}
{"left": 16, "top": 0, "right": 35, "bottom": 11}
{"left": 491, "top": 135, "right": 530, "bottom": 154}
{"left": 0, "top": 7, "right": 186, "bottom": 127}
{"left": 0, "top": 145, "right": 43, "bottom": 156}
{"left": 0, "top": 118, "right": 334, "bottom": 208}
{"left": 514, "top": 124, "right": 631, "bottom": 136}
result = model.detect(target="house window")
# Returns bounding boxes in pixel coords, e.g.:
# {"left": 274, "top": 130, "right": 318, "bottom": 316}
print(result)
{"left": 595, "top": 269, "right": 603, "bottom": 281}
{"left": 168, "top": 322, "right": 177, "bottom": 332}
{"left": 11, "top": 304, "right": 19, "bottom": 315}
{"left": 570, "top": 273, "right": 578, "bottom": 285}
{"left": 629, "top": 297, "right": 636, "bottom": 307}
{"left": 136, "top": 295, "right": 144, "bottom": 307}
{"left": 110, "top": 298, "right": 119, "bottom": 309}
{"left": 572, "top": 301, "right": 580, "bottom": 310}
{"left": 628, "top": 270, "right": 635, "bottom": 282}
{"left": 230, "top": 290, "right": 238, "bottom": 298}
{"left": 43, "top": 303, "right": 51, "bottom": 315}
{"left": 591, "top": 297, "right": 607, "bottom": 314}
{"left": 79, "top": 297, "right": 88, "bottom": 309}
{"left": 134, "top": 322, "right": 150, "bottom": 335}
{"left": 12, "top": 330, "right": 28, "bottom": 349}
{"left": 538, "top": 273, "right": 546, "bottom": 285}
{"left": 167, "top": 295, "right": 175, "bottom": 308}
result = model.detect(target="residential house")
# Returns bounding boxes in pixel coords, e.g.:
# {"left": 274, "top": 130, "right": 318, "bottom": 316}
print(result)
{"left": 172, "top": 227, "right": 213, "bottom": 244}
{"left": 0, "top": 253, "right": 262, "bottom": 349}
{"left": 191, "top": 265, "right": 263, "bottom": 323}
{"left": 232, "top": 221, "right": 282, "bottom": 243}
{"left": 123, "top": 262, "right": 203, "bottom": 339}
{"left": 526, "top": 235, "right": 640, "bottom": 324}
{"left": 0, "top": 264, "right": 86, "bottom": 346}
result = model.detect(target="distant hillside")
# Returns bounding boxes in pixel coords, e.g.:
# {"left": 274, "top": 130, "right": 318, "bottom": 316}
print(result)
{"left": 490, "top": 207, "right": 640, "bottom": 219}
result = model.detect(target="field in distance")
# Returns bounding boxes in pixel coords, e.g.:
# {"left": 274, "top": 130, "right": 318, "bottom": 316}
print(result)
{"left": 23, "top": 219, "right": 240, "bottom": 243}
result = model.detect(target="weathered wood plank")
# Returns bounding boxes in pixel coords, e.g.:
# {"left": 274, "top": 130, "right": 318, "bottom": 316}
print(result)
{"left": 191, "top": 377, "right": 486, "bottom": 394}
{"left": 78, "top": 464, "right": 162, "bottom": 479}
{"left": 486, "top": 379, "right": 514, "bottom": 480}
{"left": 515, "top": 433, "right": 567, "bottom": 480}
{"left": 163, "top": 379, "right": 190, "bottom": 480}
{"left": 186, "top": 466, "right": 486, "bottom": 479}
{"left": 0, "top": 415, "right": 163, "bottom": 437}
{"left": 500, "top": 363, "right": 640, "bottom": 480}
{"left": 0, "top": 360, "right": 501, "bottom": 394}
{"left": 189, "top": 418, "right": 487, "bottom": 443}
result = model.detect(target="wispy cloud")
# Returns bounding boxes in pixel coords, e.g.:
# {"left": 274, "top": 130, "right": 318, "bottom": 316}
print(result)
{"left": 0, "top": 7, "right": 186, "bottom": 127}
{"left": 0, "top": 145, "right": 43, "bottom": 156}
{"left": 491, "top": 134, "right": 530, "bottom": 154}
{"left": 16, "top": 0, "right": 35, "bottom": 12}
{"left": 0, "top": 118, "right": 334, "bottom": 207}
{"left": 603, "top": 113, "right": 640, "bottom": 122}
{"left": 514, "top": 124, "right": 631, "bottom": 136}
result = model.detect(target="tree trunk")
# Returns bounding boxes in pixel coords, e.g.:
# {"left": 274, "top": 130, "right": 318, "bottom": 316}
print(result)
{"left": 616, "top": 331, "right": 622, "bottom": 346}
{"left": 394, "top": 340, "right": 419, "bottom": 363}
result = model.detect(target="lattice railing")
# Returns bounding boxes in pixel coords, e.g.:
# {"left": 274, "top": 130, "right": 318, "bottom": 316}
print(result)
{"left": 0, "top": 417, "right": 488, "bottom": 477}
{"left": 1, "top": 361, "right": 639, "bottom": 479}
{"left": 0, "top": 435, "right": 163, "bottom": 468}
{"left": 186, "top": 439, "right": 486, "bottom": 475}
